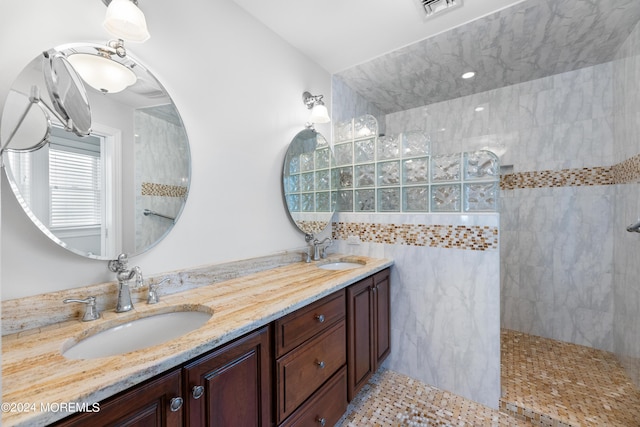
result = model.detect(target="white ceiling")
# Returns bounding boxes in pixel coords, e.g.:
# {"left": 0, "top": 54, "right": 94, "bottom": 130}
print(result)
{"left": 230, "top": 0, "right": 527, "bottom": 74}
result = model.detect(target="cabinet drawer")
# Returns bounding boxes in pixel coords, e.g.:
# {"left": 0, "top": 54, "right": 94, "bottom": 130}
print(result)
{"left": 277, "top": 320, "right": 346, "bottom": 422}
{"left": 280, "top": 366, "right": 347, "bottom": 427}
{"left": 275, "top": 290, "right": 345, "bottom": 357}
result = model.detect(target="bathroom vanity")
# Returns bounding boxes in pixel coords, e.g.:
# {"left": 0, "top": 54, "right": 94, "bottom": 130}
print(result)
{"left": 1, "top": 256, "right": 392, "bottom": 426}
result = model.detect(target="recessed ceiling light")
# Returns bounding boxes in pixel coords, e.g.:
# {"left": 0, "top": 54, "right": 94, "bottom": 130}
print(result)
{"left": 462, "top": 71, "right": 476, "bottom": 79}
{"left": 474, "top": 106, "right": 485, "bottom": 112}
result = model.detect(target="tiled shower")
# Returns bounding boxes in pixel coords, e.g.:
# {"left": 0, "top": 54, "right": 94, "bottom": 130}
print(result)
{"left": 331, "top": 0, "right": 640, "bottom": 411}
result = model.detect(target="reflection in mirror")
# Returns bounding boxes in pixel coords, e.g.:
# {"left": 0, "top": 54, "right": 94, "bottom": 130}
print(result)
{"left": 0, "top": 50, "right": 92, "bottom": 154}
{"left": 283, "top": 128, "right": 336, "bottom": 237}
{"left": 1, "top": 42, "right": 191, "bottom": 260}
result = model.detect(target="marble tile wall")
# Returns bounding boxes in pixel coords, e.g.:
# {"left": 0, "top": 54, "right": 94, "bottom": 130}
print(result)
{"left": 134, "top": 110, "right": 189, "bottom": 253}
{"left": 332, "top": 212, "right": 501, "bottom": 409}
{"left": 385, "top": 63, "right": 617, "bottom": 352}
{"left": 336, "top": 0, "right": 640, "bottom": 114}
{"left": 613, "top": 19, "right": 640, "bottom": 388}
{"left": 332, "top": 75, "right": 386, "bottom": 136}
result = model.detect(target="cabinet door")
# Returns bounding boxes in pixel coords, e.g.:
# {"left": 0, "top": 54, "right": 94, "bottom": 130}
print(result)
{"left": 53, "top": 369, "right": 183, "bottom": 427}
{"left": 374, "top": 268, "right": 391, "bottom": 366}
{"left": 346, "top": 276, "right": 375, "bottom": 402}
{"left": 183, "top": 326, "right": 271, "bottom": 427}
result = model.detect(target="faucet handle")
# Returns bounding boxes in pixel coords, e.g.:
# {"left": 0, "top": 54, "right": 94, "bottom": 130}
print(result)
{"left": 133, "top": 266, "right": 144, "bottom": 288}
{"left": 320, "top": 238, "right": 333, "bottom": 259}
{"left": 64, "top": 296, "right": 100, "bottom": 321}
{"left": 147, "top": 278, "right": 169, "bottom": 304}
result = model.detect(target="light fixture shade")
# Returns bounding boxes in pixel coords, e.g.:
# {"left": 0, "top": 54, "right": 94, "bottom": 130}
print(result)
{"left": 68, "top": 53, "right": 137, "bottom": 94}
{"left": 309, "top": 104, "right": 330, "bottom": 124}
{"left": 103, "top": 0, "right": 150, "bottom": 42}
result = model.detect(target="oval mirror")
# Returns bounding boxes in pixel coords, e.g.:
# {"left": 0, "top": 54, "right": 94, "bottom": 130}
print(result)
{"left": 283, "top": 128, "right": 336, "bottom": 237}
{"left": 1, "top": 42, "right": 191, "bottom": 260}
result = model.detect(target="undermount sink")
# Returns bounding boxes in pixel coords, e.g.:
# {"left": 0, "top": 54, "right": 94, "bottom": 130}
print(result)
{"left": 317, "top": 260, "right": 366, "bottom": 270}
{"left": 62, "top": 310, "right": 212, "bottom": 360}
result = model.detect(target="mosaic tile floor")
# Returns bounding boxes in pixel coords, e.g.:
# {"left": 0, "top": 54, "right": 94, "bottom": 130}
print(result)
{"left": 339, "top": 330, "right": 640, "bottom": 426}
{"left": 338, "top": 369, "right": 528, "bottom": 426}
{"left": 500, "top": 329, "right": 640, "bottom": 427}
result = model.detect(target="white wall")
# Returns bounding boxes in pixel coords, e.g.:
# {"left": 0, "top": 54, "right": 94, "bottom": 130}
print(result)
{"left": 0, "top": 0, "right": 331, "bottom": 299}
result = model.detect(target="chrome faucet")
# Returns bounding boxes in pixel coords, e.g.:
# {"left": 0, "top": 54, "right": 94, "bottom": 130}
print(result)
{"left": 108, "top": 253, "right": 143, "bottom": 313}
{"left": 309, "top": 236, "right": 332, "bottom": 261}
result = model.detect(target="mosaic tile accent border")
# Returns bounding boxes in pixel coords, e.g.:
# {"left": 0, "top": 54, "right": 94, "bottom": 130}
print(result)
{"left": 141, "top": 182, "right": 188, "bottom": 198}
{"left": 500, "top": 166, "right": 614, "bottom": 190}
{"left": 612, "top": 153, "right": 640, "bottom": 184}
{"left": 501, "top": 154, "right": 640, "bottom": 190}
{"left": 332, "top": 221, "right": 498, "bottom": 251}
{"left": 293, "top": 220, "right": 328, "bottom": 235}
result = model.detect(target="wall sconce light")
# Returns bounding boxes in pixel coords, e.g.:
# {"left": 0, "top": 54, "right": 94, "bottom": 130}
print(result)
{"left": 303, "top": 91, "right": 330, "bottom": 124}
{"left": 102, "top": 0, "right": 150, "bottom": 42}
{"left": 67, "top": 40, "right": 137, "bottom": 94}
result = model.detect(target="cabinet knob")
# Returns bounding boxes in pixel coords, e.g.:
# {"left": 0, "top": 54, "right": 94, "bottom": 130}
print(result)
{"left": 316, "top": 416, "right": 327, "bottom": 426}
{"left": 315, "top": 314, "right": 325, "bottom": 323}
{"left": 316, "top": 360, "right": 325, "bottom": 369}
{"left": 169, "top": 397, "right": 183, "bottom": 412}
{"left": 372, "top": 285, "right": 377, "bottom": 293}
{"left": 192, "top": 385, "right": 205, "bottom": 399}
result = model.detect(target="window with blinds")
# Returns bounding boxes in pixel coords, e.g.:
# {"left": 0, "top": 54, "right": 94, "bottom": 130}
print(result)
{"left": 48, "top": 128, "right": 102, "bottom": 230}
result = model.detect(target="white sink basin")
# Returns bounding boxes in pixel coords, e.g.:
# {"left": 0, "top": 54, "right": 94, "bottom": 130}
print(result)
{"left": 63, "top": 310, "right": 212, "bottom": 360}
{"left": 318, "top": 261, "right": 365, "bottom": 270}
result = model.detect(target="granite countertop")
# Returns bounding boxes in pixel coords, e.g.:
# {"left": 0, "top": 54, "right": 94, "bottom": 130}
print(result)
{"left": 1, "top": 255, "right": 392, "bottom": 427}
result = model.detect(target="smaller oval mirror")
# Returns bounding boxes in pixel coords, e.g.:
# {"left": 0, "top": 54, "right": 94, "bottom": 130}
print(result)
{"left": 283, "top": 128, "right": 336, "bottom": 236}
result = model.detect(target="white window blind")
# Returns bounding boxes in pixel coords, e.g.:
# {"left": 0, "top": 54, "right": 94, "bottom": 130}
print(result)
{"left": 49, "top": 131, "right": 102, "bottom": 230}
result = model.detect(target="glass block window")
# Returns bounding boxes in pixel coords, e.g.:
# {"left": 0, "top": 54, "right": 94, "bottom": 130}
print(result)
{"left": 332, "top": 114, "right": 500, "bottom": 213}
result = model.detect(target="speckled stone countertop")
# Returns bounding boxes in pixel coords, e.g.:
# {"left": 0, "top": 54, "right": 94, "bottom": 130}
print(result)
{"left": 1, "top": 255, "right": 392, "bottom": 427}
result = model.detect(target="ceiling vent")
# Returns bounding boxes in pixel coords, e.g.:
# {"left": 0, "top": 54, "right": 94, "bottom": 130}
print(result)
{"left": 418, "top": 0, "right": 462, "bottom": 19}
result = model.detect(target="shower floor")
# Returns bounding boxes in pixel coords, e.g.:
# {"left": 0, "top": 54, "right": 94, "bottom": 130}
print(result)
{"left": 338, "top": 330, "right": 640, "bottom": 426}
{"left": 500, "top": 329, "right": 640, "bottom": 426}
{"left": 338, "top": 369, "right": 527, "bottom": 426}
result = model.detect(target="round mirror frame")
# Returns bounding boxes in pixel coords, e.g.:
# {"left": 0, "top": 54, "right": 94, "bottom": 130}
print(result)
{"left": 1, "top": 42, "right": 191, "bottom": 260}
{"left": 282, "top": 128, "right": 336, "bottom": 237}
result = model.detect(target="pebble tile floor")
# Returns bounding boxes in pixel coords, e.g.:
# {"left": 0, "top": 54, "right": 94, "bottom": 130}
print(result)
{"left": 500, "top": 329, "right": 640, "bottom": 426}
{"left": 338, "top": 329, "right": 640, "bottom": 426}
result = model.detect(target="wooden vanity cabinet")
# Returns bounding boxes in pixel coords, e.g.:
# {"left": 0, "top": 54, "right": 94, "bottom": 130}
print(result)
{"left": 183, "top": 325, "right": 272, "bottom": 427}
{"left": 50, "top": 267, "right": 390, "bottom": 427}
{"left": 275, "top": 290, "right": 348, "bottom": 426}
{"left": 53, "top": 368, "right": 183, "bottom": 427}
{"left": 347, "top": 267, "right": 391, "bottom": 401}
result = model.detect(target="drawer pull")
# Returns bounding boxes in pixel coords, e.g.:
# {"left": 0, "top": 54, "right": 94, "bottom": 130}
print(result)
{"left": 316, "top": 360, "right": 326, "bottom": 369}
{"left": 192, "top": 385, "right": 205, "bottom": 399}
{"left": 315, "top": 314, "right": 325, "bottom": 323}
{"left": 316, "top": 416, "right": 327, "bottom": 426}
{"left": 170, "top": 397, "right": 183, "bottom": 412}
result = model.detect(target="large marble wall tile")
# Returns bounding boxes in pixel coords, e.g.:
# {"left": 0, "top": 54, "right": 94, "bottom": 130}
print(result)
{"left": 613, "top": 18, "right": 640, "bottom": 388}
{"left": 336, "top": 0, "right": 640, "bottom": 114}
{"left": 331, "top": 75, "right": 386, "bottom": 135}
{"left": 386, "top": 61, "right": 618, "bottom": 353}
{"left": 333, "top": 212, "right": 500, "bottom": 409}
